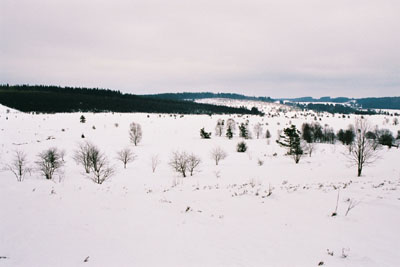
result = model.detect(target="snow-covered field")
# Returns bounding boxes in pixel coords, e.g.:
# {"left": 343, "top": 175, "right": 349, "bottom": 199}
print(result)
{"left": 1, "top": 102, "right": 400, "bottom": 267}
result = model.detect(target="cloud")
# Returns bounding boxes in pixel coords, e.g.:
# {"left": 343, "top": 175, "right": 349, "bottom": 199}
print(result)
{"left": 1, "top": 0, "right": 399, "bottom": 97}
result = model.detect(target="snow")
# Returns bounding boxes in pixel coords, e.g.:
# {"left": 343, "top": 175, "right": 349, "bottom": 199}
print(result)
{"left": 0, "top": 101, "right": 400, "bottom": 267}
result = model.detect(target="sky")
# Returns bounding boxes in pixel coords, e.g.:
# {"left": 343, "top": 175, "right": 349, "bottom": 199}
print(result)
{"left": 1, "top": 0, "right": 399, "bottom": 98}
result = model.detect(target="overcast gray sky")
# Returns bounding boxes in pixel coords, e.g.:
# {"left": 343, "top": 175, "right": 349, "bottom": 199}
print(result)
{"left": 1, "top": 0, "right": 399, "bottom": 98}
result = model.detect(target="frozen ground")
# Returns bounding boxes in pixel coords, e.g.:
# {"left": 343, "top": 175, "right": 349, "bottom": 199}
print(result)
{"left": 0, "top": 102, "right": 400, "bottom": 267}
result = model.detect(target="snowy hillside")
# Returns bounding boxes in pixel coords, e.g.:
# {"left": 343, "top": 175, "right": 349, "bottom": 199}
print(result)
{"left": 195, "top": 98, "right": 292, "bottom": 114}
{"left": 0, "top": 103, "right": 400, "bottom": 267}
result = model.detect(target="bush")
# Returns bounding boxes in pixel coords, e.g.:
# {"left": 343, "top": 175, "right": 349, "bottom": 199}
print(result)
{"left": 36, "top": 147, "right": 64, "bottom": 180}
{"left": 210, "top": 147, "right": 227, "bottom": 165}
{"left": 169, "top": 151, "right": 201, "bottom": 177}
{"left": 237, "top": 141, "right": 247, "bottom": 152}
{"left": 378, "top": 129, "right": 394, "bottom": 148}
{"left": 200, "top": 127, "right": 211, "bottom": 139}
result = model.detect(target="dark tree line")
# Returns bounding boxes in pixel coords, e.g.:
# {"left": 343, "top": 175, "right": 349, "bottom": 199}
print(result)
{"left": 297, "top": 103, "right": 376, "bottom": 115}
{"left": 0, "top": 85, "right": 261, "bottom": 115}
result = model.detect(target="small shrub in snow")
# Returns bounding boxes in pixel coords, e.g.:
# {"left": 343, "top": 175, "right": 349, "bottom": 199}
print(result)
{"left": 87, "top": 145, "right": 115, "bottom": 184}
{"left": 200, "top": 127, "right": 211, "bottom": 139}
{"left": 226, "top": 118, "right": 236, "bottom": 139}
{"left": 36, "top": 147, "right": 64, "bottom": 180}
{"left": 7, "top": 150, "right": 30, "bottom": 182}
{"left": 187, "top": 153, "right": 201, "bottom": 176}
{"left": 151, "top": 154, "right": 161, "bottom": 173}
{"left": 169, "top": 151, "right": 189, "bottom": 177}
{"left": 345, "top": 198, "right": 359, "bottom": 216}
{"left": 377, "top": 129, "right": 394, "bottom": 148}
{"left": 169, "top": 151, "right": 200, "bottom": 177}
{"left": 210, "top": 147, "right": 227, "bottom": 165}
{"left": 239, "top": 123, "right": 249, "bottom": 139}
{"left": 215, "top": 119, "right": 225, "bottom": 136}
{"left": 253, "top": 123, "right": 263, "bottom": 139}
{"left": 116, "top": 147, "right": 136, "bottom": 169}
{"left": 265, "top": 129, "right": 271, "bottom": 144}
{"left": 236, "top": 141, "right": 247, "bottom": 152}
{"left": 74, "top": 141, "right": 95, "bottom": 174}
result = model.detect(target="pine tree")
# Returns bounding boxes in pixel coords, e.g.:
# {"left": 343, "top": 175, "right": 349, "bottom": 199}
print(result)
{"left": 239, "top": 123, "right": 248, "bottom": 139}
{"left": 200, "top": 128, "right": 211, "bottom": 139}
{"left": 277, "top": 125, "right": 303, "bottom": 163}
{"left": 226, "top": 126, "right": 233, "bottom": 139}
{"left": 80, "top": 115, "right": 86, "bottom": 123}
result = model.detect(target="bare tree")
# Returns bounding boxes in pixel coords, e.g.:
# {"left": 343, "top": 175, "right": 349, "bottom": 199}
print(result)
{"left": 210, "top": 147, "right": 227, "bottom": 165}
{"left": 347, "top": 118, "right": 379, "bottom": 177}
{"left": 73, "top": 141, "right": 94, "bottom": 173}
{"left": 226, "top": 118, "right": 236, "bottom": 139}
{"left": 116, "top": 147, "right": 135, "bottom": 169}
{"left": 36, "top": 147, "right": 64, "bottom": 180}
{"left": 253, "top": 123, "right": 263, "bottom": 139}
{"left": 7, "top": 150, "right": 30, "bottom": 182}
{"left": 129, "top": 122, "right": 142, "bottom": 146}
{"left": 88, "top": 145, "right": 115, "bottom": 184}
{"left": 187, "top": 153, "right": 201, "bottom": 176}
{"left": 215, "top": 119, "right": 225, "bottom": 136}
{"left": 305, "top": 142, "right": 316, "bottom": 157}
{"left": 151, "top": 154, "right": 161, "bottom": 173}
{"left": 169, "top": 151, "right": 189, "bottom": 177}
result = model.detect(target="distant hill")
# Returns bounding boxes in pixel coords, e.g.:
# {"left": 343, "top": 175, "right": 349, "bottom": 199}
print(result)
{"left": 356, "top": 97, "right": 400, "bottom": 110}
{"left": 279, "top": 96, "right": 352, "bottom": 103}
{"left": 143, "top": 92, "right": 274, "bottom": 103}
{"left": 279, "top": 96, "right": 400, "bottom": 110}
{"left": 0, "top": 85, "right": 261, "bottom": 115}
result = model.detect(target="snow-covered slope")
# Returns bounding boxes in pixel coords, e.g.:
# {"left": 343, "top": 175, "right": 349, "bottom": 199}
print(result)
{"left": 0, "top": 104, "right": 399, "bottom": 267}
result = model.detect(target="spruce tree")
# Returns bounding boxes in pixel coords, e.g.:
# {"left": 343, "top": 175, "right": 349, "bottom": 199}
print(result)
{"left": 239, "top": 123, "right": 248, "bottom": 139}
{"left": 80, "top": 115, "right": 86, "bottom": 123}
{"left": 226, "top": 126, "right": 233, "bottom": 139}
{"left": 277, "top": 125, "right": 303, "bottom": 163}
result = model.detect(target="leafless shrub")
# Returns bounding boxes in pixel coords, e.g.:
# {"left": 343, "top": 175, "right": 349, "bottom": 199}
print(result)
{"left": 341, "top": 248, "right": 349, "bottom": 258}
{"left": 116, "top": 147, "right": 135, "bottom": 169}
{"left": 210, "top": 147, "right": 227, "bottom": 165}
{"left": 169, "top": 151, "right": 189, "bottom": 177}
{"left": 169, "top": 151, "right": 200, "bottom": 177}
{"left": 187, "top": 153, "right": 201, "bottom": 176}
{"left": 253, "top": 123, "right": 263, "bottom": 139}
{"left": 345, "top": 198, "right": 360, "bottom": 216}
{"left": 306, "top": 142, "right": 315, "bottom": 157}
{"left": 74, "top": 141, "right": 95, "bottom": 174}
{"left": 215, "top": 119, "right": 225, "bottom": 136}
{"left": 88, "top": 145, "right": 115, "bottom": 184}
{"left": 36, "top": 147, "right": 64, "bottom": 180}
{"left": 129, "top": 122, "right": 142, "bottom": 146}
{"left": 151, "top": 154, "right": 161, "bottom": 173}
{"left": 257, "top": 158, "right": 264, "bottom": 166}
{"left": 7, "top": 150, "right": 31, "bottom": 182}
